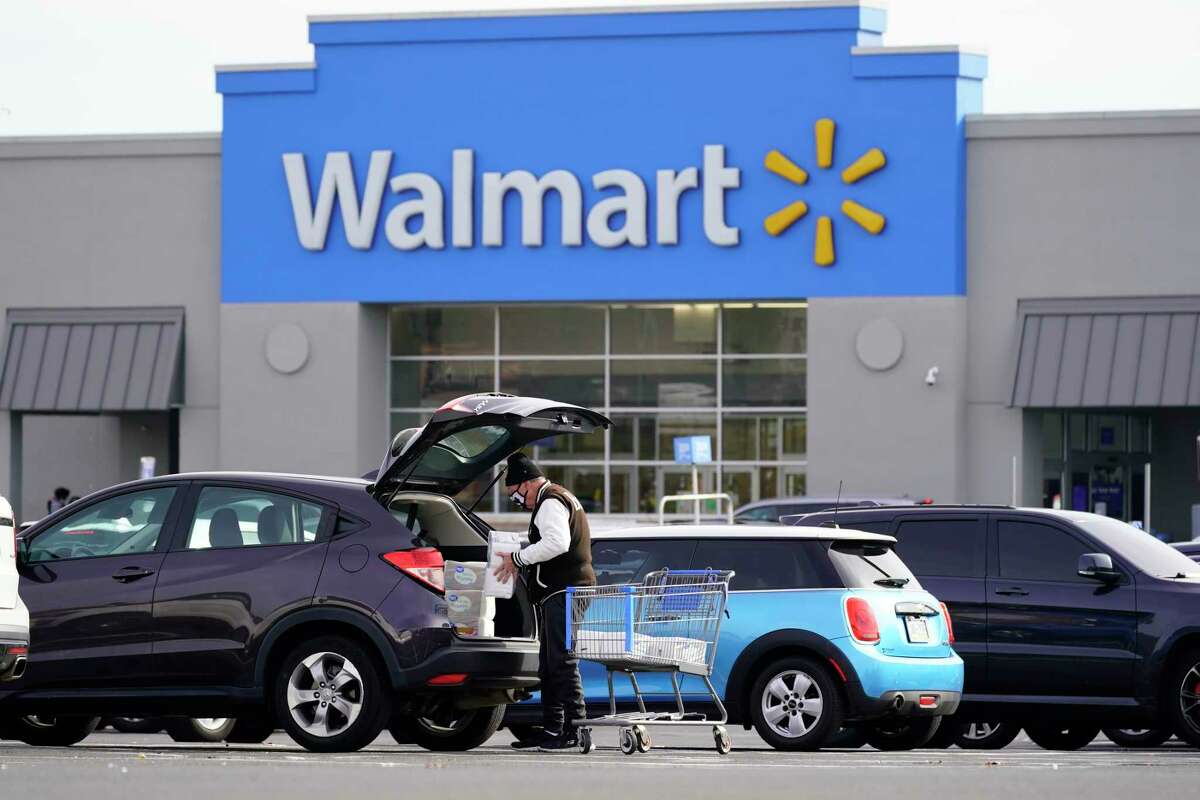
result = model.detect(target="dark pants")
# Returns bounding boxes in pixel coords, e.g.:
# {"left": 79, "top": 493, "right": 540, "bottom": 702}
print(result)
{"left": 538, "top": 593, "right": 585, "bottom": 735}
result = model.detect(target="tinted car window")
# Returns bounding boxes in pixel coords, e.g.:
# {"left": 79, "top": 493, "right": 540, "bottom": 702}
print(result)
{"left": 592, "top": 538, "right": 695, "bottom": 585}
{"left": 185, "top": 486, "right": 327, "bottom": 550}
{"left": 736, "top": 506, "right": 779, "bottom": 523}
{"left": 893, "top": 518, "right": 985, "bottom": 578}
{"left": 27, "top": 487, "right": 176, "bottom": 563}
{"left": 692, "top": 539, "right": 839, "bottom": 590}
{"left": 996, "top": 520, "right": 1092, "bottom": 582}
{"left": 825, "top": 540, "right": 921, "bottom": 589}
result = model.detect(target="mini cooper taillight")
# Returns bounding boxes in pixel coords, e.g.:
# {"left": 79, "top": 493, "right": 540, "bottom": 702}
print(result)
{"left": 383, "top": 547, "right": 445, "bottom": 594}
{"left": 940, "top": 602, "right": 955, "bottom": 644}
{"left": 845, "top": 597, "right": 880, "bottom": 644}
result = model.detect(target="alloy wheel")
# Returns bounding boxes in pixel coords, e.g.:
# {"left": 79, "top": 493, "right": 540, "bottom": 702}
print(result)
{"left": 962, "top": 722, "right": 999, "bottom": 741}
{"left": 286, "top": 652, "right": 364, "bottom": 738}
{"left": 760, "top": 669, "right": 824, "bottom": 738}
{"left": 193, "top": 718, "right": 231, "bottom": 733}
{"left": 1179, "top": 662, "right": 1200, "bottom": 735}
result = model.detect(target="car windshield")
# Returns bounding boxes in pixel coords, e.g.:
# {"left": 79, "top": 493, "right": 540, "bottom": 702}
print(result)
{"left": 825, "top": 540, "right": 921, "bottom": 590}
{"left": 1068, "top": 514, "right": 1200, "bottom": 578}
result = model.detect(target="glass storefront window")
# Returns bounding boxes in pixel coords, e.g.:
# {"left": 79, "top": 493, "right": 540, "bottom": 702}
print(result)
{"left": 501, "top": 360, "right": 604, "bottom": 407}
{"left": 723, "top": 358, "right": 806, "bottom": 406}
{"left": 390, "top": 306, "right": 493, "bottom": 356}
{"left": 1068, "top": 414, "right": 1087, "bottom": 452}
{"left": 1130, "top": 416, "right": 1150, "bottom": 453}
{"left": 723, "top": 304, "right": 806, "bottom": 354}
{"left": 1090, "top": 414, "right": 1126, "bottom": 452}
{"left": 1042, "top": 412, "right": 1064, "bottom": 459}
{"left": 390, "top": 360, "right": 494, "bottom": 408}
{"left": 389, "top": 303, "right": 807, "bottom": 513}
{"left": 611, "top": 305, "right": 716, "bottom": 355}
{"left": 500, "top": 306, "right": 604, "bottom": 355}
{"left": 611, "top": 360, "right": 717, "bottom": 407}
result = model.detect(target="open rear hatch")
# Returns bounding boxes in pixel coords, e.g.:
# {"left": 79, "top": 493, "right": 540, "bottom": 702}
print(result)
{"left": 0, "top": 498, "right": 16, "bottom": 610}
{"left": 373, "top": 394, "right": 611, "bottom": 639}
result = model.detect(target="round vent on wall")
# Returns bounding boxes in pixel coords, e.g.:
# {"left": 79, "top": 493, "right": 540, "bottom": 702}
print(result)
{"left": 265, "top": 323, "right": 310, "bottom": 375}
{"left": 855, "top": 318, "right": 904, "bottom": 372}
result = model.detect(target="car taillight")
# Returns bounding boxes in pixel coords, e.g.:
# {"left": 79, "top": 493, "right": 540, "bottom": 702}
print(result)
{"left": 845, "top": 597, "right": 880, "bottom": 644}
{"left": 4, "top": 645, "right": 27, "bottom": 656}
{"left": 427, "top": 673, "right": 468, "bottom": 686}
{"left": 939, "top": 602, "right": 955, "bottom": 644}
{"left": 382, "top": 547, "right": 444, "bottom": 593}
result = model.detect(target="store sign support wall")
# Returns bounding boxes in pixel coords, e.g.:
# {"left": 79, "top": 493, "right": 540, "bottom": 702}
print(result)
{"left": 218, "top": 4, "right": 986, "bottom": 303}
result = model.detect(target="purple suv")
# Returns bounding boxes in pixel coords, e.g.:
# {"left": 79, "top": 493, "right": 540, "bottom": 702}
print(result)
{"left": 0, "top": 393, "right": 610, "bottom": 752}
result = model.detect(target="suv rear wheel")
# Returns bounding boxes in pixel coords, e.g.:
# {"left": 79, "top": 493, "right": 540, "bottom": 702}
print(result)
{"left": 0, "top": 715, "right": 100, "bottom": 746}
{"left": 1103, "top": 728, "right": 1171, "bottom": 748}
{"left": 1025, "top": 724, "right": 1099, "bottom": 750}
{"left": 273, "top": 636, "right": 390, "bottom": 753}
{"left": 391, "top": 704, "right": 505, "bottom": 751}
{"left": 1165, "top": 649, "right": 1200, "bottom": 747}
{"left": 953, "top": 721, "right": 1022, "bottom": 750}
{"left": 864, "top": 716, "right": 941, "bottom": 751}
{"left": 749, "top": 657, "right": 843, "bottom": 750}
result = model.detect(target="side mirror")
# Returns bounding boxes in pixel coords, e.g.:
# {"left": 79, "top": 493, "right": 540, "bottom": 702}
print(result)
{"left": 14, "top": 535, "right": 29, "bottom": 566}
{"left": 1077, "top": 552, "right": 1120, "bottom": 582}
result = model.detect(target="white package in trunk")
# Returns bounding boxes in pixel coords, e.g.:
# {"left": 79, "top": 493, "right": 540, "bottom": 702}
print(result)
{"left": 484, "top": 530, "right": 521, "bottom": 599}
{"left": 446, "top": 590, "right": 495, "bottom": 636}
{"left": 444, "top": 560, "right": 487, "bottom": 592}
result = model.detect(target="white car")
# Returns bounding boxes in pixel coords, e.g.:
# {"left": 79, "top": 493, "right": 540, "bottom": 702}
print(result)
{"left": 0, "top": 495, "right": 29, "bottom": 682}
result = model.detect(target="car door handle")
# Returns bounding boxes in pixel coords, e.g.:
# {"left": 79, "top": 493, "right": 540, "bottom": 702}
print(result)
{"left": 112, "top": 567, "right": 156, "bottom": 583}
{"left": 994, "top": 587, "right": 1029, "bottom": 597}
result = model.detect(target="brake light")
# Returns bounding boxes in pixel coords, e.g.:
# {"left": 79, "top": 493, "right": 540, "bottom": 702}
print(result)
{"left": 939, "top": 602, "right": 955, "bottom": 644}
{"left": 919, "top": 694, "right": 938, "bottom": 708}
{"left": 4, "top": 645, "right": 27, "bottom": 657}
{"left": 382, "top": 548, "right": 444, "bottom": 593}
{"left": 427, "top": 673, "right": 469, "bottom": 686}
{"left": 845, "top": 597, "right": 880, "bottom": 644}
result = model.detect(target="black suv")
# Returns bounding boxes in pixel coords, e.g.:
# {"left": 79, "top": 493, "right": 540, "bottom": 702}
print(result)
{"left": 792, "top": 505, "right": 1200, "bottom": 750}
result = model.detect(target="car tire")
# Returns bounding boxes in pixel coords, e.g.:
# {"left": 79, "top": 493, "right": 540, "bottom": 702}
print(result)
{"left": 164, "top": 717, "right": 236, "bottom": 743}
{"left": 3, "top": 715, "right": 100, "bottom": 746}
{"left": 864, "top": 715, "right": 942, "bottom": 751}
{"left": 391, "top": 705, "right": 506, "bottom": 752}
{"left": 924, "top": 719, "right": 958, "bottom": 749}
{"left": 109, "top": 717, "right": 163, "bottom": 735}
{"left": 1102, "top": 728, "right": 1171, "bottom": 748}
{"left": 1165, "top": 648, "right": 1200, "bottom": 748}
{"left": 825, "top": 726, "right": 868, "bottom": 749}
{"left": 1025, "top": 724, "right": 1099, "bottom": 750}
{"left": 748, "top": 656, "right": 843, "bottom": 750}
{"left": 953, "top": 721, "right": 1022, "bottom": 750}
{"left": 224, "top": 715, "right": 276, "bottom": 744}
{"left": 273, "top": 635, "right": 391, "bottom": 753}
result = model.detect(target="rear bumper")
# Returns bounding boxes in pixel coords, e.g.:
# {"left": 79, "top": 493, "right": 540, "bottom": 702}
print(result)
{"left": 391, "top": 634, "right": 540, "bottom": 694}
{"left": 0, "top": 639, "right": 28, "bottom": 683}
{"left": 845, "top": 684, "right": 961, "bottom": 719}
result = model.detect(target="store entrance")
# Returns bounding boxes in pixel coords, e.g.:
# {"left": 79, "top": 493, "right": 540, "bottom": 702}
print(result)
{"left": 1035, "top": 410, "right": 1200, "bottom": 539}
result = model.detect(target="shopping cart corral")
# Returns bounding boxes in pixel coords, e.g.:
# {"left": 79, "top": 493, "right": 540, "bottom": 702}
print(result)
{"left": 565, "top": 569, "right": 735, "bottom": 755}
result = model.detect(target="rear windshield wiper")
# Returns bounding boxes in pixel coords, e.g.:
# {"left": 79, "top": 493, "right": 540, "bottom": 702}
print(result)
{"left": 874, "top": 577, "right": 910, "bottom": 588}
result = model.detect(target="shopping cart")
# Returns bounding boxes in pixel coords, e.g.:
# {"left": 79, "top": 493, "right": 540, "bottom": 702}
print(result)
{"left": 565, "top": 568, "right": 735, "bottom": 755}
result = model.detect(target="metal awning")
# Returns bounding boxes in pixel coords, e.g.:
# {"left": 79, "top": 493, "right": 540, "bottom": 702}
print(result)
{"left": 0, "top": 307, "right": 184, "bottom": 412}
{"left": 1011, "top": 297, "right": 1200, "bottom": 408}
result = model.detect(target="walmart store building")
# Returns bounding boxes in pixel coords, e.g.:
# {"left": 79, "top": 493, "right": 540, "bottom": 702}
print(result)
{"left": 3, "top": 3, "right": 1200, "bottom": 537}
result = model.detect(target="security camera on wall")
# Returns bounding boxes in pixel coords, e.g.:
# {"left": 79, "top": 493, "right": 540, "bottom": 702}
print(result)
{"left": 925, "top": 366, "right": 940, "bottom": 387}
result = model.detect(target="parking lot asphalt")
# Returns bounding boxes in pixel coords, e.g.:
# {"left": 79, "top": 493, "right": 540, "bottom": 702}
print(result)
{"left": 3, "top": 728, "right": 1198, "bottom": 800}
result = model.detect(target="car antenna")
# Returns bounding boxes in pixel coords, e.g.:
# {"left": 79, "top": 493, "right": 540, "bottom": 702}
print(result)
{"left": 468, "top": 466, "right": 506, "bottom": 514}
{"left": 832, "top": 480, "right": 843, "bottom": 528}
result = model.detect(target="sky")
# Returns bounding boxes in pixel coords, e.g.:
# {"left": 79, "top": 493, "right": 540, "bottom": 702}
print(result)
{"left": 1, "top": 0, "right": 1199, "bottom": 136}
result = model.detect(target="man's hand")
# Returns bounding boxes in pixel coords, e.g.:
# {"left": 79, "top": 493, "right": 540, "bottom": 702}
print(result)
{"left": 493, "top": 551, "right": 518, "bottom": 584}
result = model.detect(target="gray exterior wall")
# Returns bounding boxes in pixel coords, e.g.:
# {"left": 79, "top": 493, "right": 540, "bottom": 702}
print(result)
{"left": 964, "top": 111, "right": 1200, "bottom": 512}
{"left": 0, "top": 135, "right": 221, "bottom": 517}
{"left": 808, "top": 296, "right": 967, "bottom": 503}
{"left": 218, "top": 303, "right": 387, "bottom": 479}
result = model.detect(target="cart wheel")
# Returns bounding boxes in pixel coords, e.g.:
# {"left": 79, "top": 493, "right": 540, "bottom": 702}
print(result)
{"left": 578, "top": 727, "right": 593, "bottom": 754}
{"left": 634, "top": 724, "right": 652, "bottom": 753}
{"left": 714, "top": 725, "right": 732, "bottom": 755}
{"left": 619, "top": 728, "right": 637, "bottom": 755}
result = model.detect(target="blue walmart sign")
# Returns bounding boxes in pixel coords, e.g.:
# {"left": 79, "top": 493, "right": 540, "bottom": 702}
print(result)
{"left": 217, "top": 4, "right": 985, "bottom": 303}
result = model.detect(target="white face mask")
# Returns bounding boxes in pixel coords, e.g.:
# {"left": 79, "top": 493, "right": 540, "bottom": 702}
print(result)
{"left": 509, "top": 489, "right": 526, "bottom": 508}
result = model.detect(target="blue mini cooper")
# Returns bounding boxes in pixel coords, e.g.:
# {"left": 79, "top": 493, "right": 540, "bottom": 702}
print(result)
{"left": 505, "top": 525, "right": 963, "bottom": 750}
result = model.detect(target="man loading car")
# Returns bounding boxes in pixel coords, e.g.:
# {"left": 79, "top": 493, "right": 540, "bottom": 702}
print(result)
{"left": 493, "top": 453, "right": 595, "bottom": 752}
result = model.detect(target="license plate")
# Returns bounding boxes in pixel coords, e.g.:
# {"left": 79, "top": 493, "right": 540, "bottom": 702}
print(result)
{"left": 904, "top": 616, "right": 930, "bottom": 643}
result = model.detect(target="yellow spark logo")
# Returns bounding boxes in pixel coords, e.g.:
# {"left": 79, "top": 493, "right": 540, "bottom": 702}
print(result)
{"left": 763, "top": 118, "right": 887, "bottom": 266}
